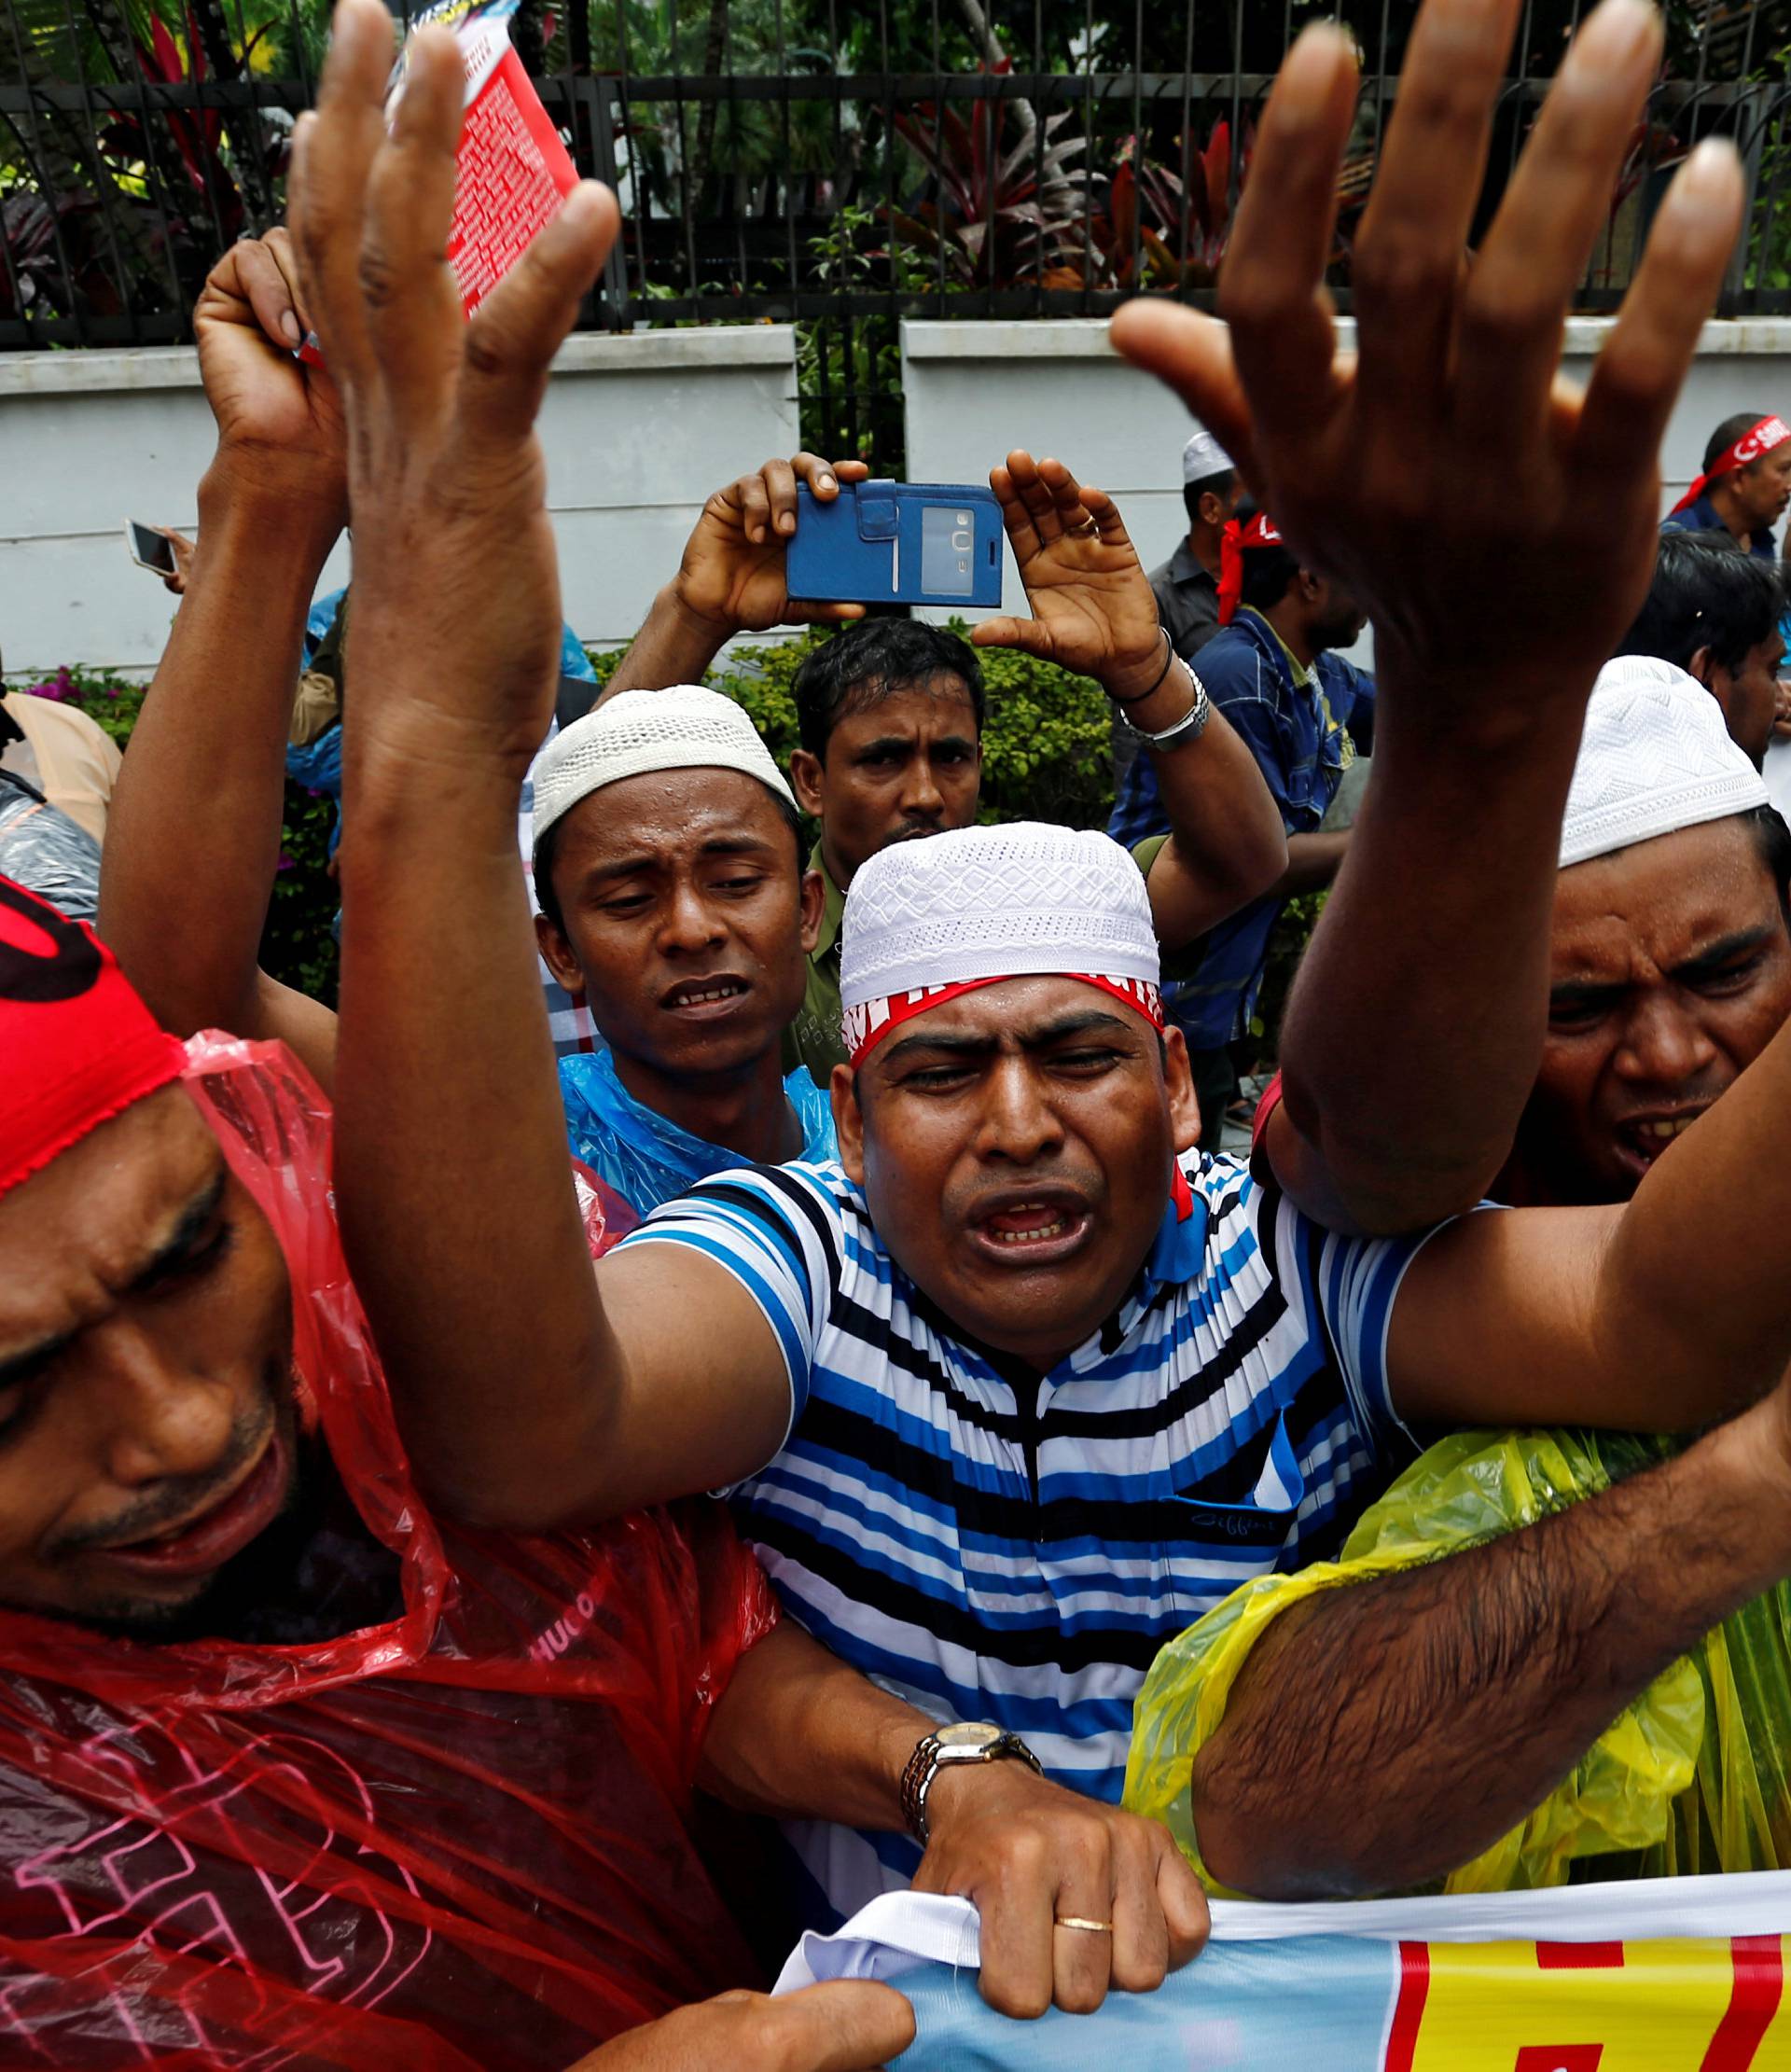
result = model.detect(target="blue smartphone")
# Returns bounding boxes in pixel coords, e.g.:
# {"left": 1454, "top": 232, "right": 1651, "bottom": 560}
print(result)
{"left": 786, "top": 480, "right": 1006, "bottom": 608}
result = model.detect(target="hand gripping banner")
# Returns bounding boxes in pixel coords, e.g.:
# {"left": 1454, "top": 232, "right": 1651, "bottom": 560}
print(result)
{"left": 778, "top": 1880, "right": 1791, "bottom": 2070}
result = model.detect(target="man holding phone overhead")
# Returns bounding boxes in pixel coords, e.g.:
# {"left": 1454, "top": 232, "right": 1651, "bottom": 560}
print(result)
{"left": 606, "top": 449, "right": 1290, "bottom": 1082}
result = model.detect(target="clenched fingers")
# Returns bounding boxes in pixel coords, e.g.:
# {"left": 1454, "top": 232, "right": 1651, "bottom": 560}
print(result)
{"left": 1048, "top": 1829, "right": 1118, "bottom": 2015}
{"left": 1156, "top": 1830, "right": 1212, "bottom": 1971}
{"left": 229, "top": 231, "right": 306, "bottom": 350}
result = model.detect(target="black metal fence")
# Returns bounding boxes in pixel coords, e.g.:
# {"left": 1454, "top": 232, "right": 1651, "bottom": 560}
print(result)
{"left": 6, "top": 0, "right": 1789, "bottom": 460}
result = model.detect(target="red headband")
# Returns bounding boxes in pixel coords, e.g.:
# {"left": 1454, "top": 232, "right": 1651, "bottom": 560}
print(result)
{"left": 845, "top": 973, "right": 1165, "bottom": 1069}
{"left": 0, "top": 878, "right": 186, "bottom": 1203}
{"left": 1216, "top": 509, "right": 1284, "bottom": 626}
{"left": 1669, "top": 415, "right": 1791, "bottom": 517}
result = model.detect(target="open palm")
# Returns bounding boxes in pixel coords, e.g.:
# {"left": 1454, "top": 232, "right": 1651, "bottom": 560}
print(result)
{"left": 973, "top": 452, "right": 1164, "bottom": 688}
{"left": 1109, "top": 0, "right": 1746, "bottom": 699}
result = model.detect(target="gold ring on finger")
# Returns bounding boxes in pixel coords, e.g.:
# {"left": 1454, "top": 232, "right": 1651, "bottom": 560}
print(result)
{"left": 1054, "top": 1915, "right": 1115, "bottom": 1934}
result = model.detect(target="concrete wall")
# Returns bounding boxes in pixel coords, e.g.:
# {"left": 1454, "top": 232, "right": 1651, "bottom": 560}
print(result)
{"left": 0, "top": 326, "right": 798, "bottom": 675}
{"left": 902, "top": 315, "right": 1791, "bottom": 667}
{"left": 8, "top": 311, "right": 1791, "bottom": 675}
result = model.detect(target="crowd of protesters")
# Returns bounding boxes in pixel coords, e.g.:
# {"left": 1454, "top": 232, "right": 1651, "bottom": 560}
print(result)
{"left": 3, "top": 0, "right": 1791, "bottom": 2064}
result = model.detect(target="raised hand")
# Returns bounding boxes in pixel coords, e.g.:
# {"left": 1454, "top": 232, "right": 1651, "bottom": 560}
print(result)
{"left": 676, "top": 452, "right": 872, "bottom": 633}
{"left": 973, "top": 451, "right": 1169, "bottom": 702}
{"left": 192, "top": 229, "right": 346, "bottom": 525}
{"left": 1110, "top": 0, "right": 1745, "bottom": 702}
{"left": 287, "top": 0, "right": 618, "bottom": 767}
{"left": 566, "top": 1983, "right": 915, "bottom": 2072}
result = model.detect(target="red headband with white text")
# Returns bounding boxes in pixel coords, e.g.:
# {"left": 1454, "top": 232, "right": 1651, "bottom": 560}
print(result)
{"left": 1668, "top": 415, "right": 1791, "bottom": 517}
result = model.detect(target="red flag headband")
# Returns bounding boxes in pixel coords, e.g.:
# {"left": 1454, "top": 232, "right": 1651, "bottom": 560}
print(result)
{"left": 1669, "top": 415, "right": 1791, "bottom": 517}
{"left": 1216, "top": 510, "right": 1284, "bottom": 626}
{"left": 0, "top": 877, "right": 186, "bottom": 1202}
{"left": 844, "top": 973, "right": 1165, "bottom": 1069}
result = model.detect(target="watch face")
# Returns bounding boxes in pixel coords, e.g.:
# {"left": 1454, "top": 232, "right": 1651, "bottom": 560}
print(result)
{"left": 936, "top": 1722, "right": 1005, "bottom": 1753}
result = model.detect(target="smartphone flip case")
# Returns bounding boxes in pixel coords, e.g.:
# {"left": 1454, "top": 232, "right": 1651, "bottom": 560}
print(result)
{"left": 786, "top": 482, "right": 1006, "bottom": 608}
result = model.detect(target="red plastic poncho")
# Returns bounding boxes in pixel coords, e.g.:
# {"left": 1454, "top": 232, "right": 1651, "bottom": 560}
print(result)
{"left": 0, "top": 1033, "right": 779, "bottom": 2069}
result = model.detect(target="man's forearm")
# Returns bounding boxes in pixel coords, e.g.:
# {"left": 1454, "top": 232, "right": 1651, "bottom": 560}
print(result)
{"left": 601, "top": 583, "right": 731, "bottom": 702}
{"left": 1193, "top": 1406, "right": 1791, "bottom": 1898}
{"left": 1270, "top": 687, "right": 1587, "bottom": 1232}
{"left": 334, "top": 709, "right": 618, "bottom": 1527}
{"left": 697, "top": 1620, "right": 930, "bottom": 1829}
{"left": 99, "top": 472, "right": 340, "bottom": 1040}
{"left": 1270, "top": 828, "right": 1349, "bottom": 898}
{"left": 1132, "top": 684, "right": 1287, "bottom": 947}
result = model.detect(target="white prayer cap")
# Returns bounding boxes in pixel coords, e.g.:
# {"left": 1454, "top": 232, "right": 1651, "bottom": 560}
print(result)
{"left": 1183, "top": 426, "right": 1234, "bottom": 484}
{"left": 532, "top": 686, "right": 796, "bottom": 845}
{"left": 1560, "top": 655, "right": 1770, "bottom": 869}
{"left": 840, "top": 822, "right": 1160, "bottom": 1012}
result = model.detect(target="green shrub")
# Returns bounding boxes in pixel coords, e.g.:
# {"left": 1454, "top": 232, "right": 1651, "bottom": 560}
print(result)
{"left": 9, "top": 666, "right": 342, "bottom": 1008}
{"left": 588, "top": 620, "right": 1117, "bottom": 833}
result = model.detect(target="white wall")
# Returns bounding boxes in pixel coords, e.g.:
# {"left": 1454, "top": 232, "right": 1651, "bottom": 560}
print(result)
{"left": 0, "top": 326, "right": 798, "bottom": 676}
{"left": 902, "top": 316, "right": 1791, "bottom": 668}
{"left": 9, "top": 312, "right": 1791, "bottom": 677}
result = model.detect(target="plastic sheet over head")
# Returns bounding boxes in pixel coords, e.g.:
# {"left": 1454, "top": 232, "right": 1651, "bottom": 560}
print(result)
{"left": 0, "top": 1031, "right": 779, "bottom": 2067}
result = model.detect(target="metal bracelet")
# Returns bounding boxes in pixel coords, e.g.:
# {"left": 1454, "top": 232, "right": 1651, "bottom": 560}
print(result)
{"left": 1125, "top": 657, "right": 1211, "bottom": 750}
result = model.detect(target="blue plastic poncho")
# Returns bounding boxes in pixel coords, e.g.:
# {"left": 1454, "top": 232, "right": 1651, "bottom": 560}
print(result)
{"left": 558, "top": 1050, "right": 837, "bottom": 1215}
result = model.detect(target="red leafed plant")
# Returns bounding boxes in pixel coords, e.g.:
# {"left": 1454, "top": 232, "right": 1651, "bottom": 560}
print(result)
{"left": 98, "top": 7, "right": 275, "bottom": 243}
{"left": 890, "top": 63, "right": 1093, "bottom": 285}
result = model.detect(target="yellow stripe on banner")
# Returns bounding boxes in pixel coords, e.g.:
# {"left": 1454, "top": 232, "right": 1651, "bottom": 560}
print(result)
{"left": 1400, "top": 1935, "right": 1790, "bottom": 2071}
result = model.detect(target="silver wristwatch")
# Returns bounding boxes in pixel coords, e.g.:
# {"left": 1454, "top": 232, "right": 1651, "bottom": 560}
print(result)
{"left": 900, "top": 1720, "right": 1044, "bottom": 1844}
{"left": 1125, "top": 656, "right": 1212, "bottom": 751}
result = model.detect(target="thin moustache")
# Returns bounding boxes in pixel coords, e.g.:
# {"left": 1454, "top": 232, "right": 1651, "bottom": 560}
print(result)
{"left": 70, "top": 1429, "right": 271, "bottom": 1558}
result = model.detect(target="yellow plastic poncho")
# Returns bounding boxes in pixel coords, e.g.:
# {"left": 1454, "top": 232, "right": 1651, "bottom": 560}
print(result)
{"left": 1124, "top": 1427, "right": 1791, "bottom": 1895}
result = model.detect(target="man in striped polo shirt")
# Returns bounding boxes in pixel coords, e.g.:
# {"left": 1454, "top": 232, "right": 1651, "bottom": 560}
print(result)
{"left": 620, "top": 822, "right": 1431, "bottom": 1922}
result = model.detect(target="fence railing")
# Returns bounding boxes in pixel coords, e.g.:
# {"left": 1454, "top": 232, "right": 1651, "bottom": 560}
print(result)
{"left": 6, "top": 0, "right": 1788, "bottom": 386}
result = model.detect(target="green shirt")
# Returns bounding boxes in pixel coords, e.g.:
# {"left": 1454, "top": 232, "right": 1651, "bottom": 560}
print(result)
{"left": 784, "top": 845, "right": 848, "bottom": 1086}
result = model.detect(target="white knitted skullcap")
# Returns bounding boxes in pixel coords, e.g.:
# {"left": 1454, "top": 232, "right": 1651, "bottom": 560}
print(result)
{"left": 1182, "top": 426, "right": 1234, "bottom": 483}
{"left": 840, "top": 822, "right": 1160, "bottom": 1010}
{"left": 1560, "top": 656, "right": 1770, "bottom": 869}
{"left": 532, "top": 686, "right": 795, "bottom": 844}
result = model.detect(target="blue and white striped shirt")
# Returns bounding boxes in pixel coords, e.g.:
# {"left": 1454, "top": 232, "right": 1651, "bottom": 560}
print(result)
{"left": 624, "top": 1149, "right": 1437, "bottom": 1919}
